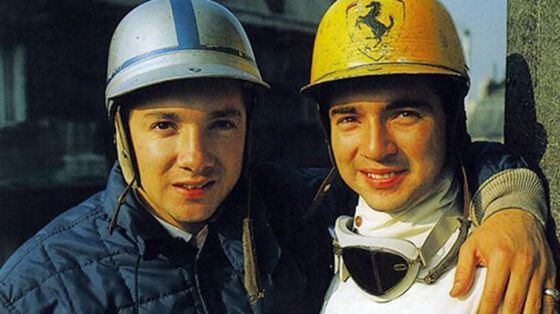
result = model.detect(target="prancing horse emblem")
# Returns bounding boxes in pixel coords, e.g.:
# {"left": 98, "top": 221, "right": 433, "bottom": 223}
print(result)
{"left": 347, "top": 0, "right": 405, "bottom": 61}
{"left": 355, "top": 1, "right": 394, "bottom": 48}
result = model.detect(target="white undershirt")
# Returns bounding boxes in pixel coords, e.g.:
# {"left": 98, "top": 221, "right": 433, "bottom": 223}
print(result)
{"left": 322, "top": 169, "right": 488, "bottom": 313}
{"left": 152, "top": 215, "right": 194, "bottom": 243}
{"left": 152, "top": 215, "right": 209, "bottom": 250}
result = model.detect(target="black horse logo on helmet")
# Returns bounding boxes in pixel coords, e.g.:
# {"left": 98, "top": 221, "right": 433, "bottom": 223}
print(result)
{"left": 355, "top": 1, "right": 394, "bottom": 47}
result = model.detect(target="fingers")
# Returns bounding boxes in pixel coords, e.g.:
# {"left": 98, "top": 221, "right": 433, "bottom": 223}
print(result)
{"left": 542, "top": 283, "right": 557, "bottom": 314}
{"left": 478, "top": 253, "right": 509, "bottom": 314}
{"left": 521, "top": 265, "right": 545, "bottom": 314}
{"left": 451, "top": 241, "right": 477, "bottom": 297}
{"left": 541, "top": 249, "right": 557, "bottom": 314}
{"left": 521, "top": 243, "right": 557, "bottom": 314}
{"left": 500, "top": 250, "right": 535, "bottom": 313}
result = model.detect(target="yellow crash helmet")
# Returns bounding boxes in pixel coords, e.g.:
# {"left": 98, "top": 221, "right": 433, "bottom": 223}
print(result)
{"left": 301, "top": 0, "right": 470, "bottom": 96}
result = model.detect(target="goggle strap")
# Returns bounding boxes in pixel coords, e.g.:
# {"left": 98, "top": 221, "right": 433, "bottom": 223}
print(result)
{"left": 418, "top": 217, "right": 471, "bottom": 284}
{"left": 415, "top": 162, "right": 472, "bottom": 283}
{"left": 333, "top": 240, "right": 351, "bottom": 282}
{"left": 460, "top": 163, "right": 471, "bottom": 218}
{"left": 419, "top": 210, "right": 463, "bottom": 267}
{"left": 339, "top": 259, "right": 350, "bottom": 282}
{"left": 416, "top": 162, "right": 471, "bottom": 282}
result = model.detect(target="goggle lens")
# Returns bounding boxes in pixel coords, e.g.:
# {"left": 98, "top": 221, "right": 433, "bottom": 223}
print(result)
{"left": 342, "top": 248, "right": 410, "bottom": 296}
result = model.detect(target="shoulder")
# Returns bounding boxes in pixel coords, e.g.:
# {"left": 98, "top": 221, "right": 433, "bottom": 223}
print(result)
{"left": 254, "top": 162, "right": 356, "bottom": 226}
{"left": 253, "top": 162, "right": 329, "bottom": 192}
{"left": 463, "top": 141, "right": 527, "bottom": 189}
{"left": 253, "top": 162, "right": 330, "bottom": 214}
{"left": 0, "top": 191, "right": 132, "bottom": 311}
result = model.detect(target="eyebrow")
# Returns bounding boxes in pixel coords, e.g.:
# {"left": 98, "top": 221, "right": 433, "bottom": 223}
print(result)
{"left": 386, "top": 99, "right": 434, "bottom": 111}
{"left": 330, "top": 99, "right": 434, "bottom": 117}
{"left": 330, "top": 106, "right": 358, "bottom": 116}
{"left": 142, "top": 112, "right": 181, "bottom": 121}
{"left": 209, "top": 108, "right": 242, "bottom": 119}
{"left": 141, "top": 107, "right": 242, "bottom": 122}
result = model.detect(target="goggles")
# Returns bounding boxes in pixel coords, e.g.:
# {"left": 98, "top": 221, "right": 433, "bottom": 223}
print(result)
{"left": 333, "top": 213, "right": 470, "bottom": 302}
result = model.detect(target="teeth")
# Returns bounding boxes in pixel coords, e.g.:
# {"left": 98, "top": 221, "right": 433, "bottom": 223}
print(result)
{"left": 366, "top": 172, "right": 398, "bottom": 180}
{"left": 181, "top": 184, "right": 205, "bottom": 189}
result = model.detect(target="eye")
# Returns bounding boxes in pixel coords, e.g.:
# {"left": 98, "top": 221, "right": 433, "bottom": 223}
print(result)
{"left": 209, "top": 120, "right": 237, "bottom": 130}
{"left": 150, "top": 121, "right": 175, "bottom": 131}
{"left": 394, "top": 110, "right": 422, "bottom": 120}
{"left": 336, "top": 116, "right": 359, "bottom": 125}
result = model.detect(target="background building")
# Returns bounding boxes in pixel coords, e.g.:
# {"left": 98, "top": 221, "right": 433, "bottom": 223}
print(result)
{"left": 467, "top": 78, "right": 506, "bottom": 143}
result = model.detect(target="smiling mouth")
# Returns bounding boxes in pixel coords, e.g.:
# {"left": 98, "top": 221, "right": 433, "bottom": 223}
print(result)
{"left": 360, "top": 170, "right": 407, "bottom": 189}
{"left": 364, "top": 171, "right": 402, "bottom": 180}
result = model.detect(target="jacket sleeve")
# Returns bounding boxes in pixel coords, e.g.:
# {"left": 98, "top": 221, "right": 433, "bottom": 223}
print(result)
{"left": 463, "top": 141, "right": 547, "bottom": 226}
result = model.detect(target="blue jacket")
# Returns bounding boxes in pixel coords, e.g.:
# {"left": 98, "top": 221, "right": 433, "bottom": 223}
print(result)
{"left": 0, "top": 163, "right": 337, "bottom": 313}
{"left": 0, "top": 142, "right": 528, "bottom": 313}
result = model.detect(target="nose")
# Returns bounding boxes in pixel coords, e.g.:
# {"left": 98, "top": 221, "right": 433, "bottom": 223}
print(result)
{"left": 360, "top": 120, "right": 397, "bottom": 161}
{"left": 176, "top": 127, "right": 215, "bottom": 174}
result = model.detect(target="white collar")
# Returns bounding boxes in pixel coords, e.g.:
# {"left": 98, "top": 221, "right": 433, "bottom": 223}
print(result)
{"left": 152, "top": 214, "right": 194, "bottom": 243}
{"left": 354, "top": 167, "right": 461, "bottom": 247}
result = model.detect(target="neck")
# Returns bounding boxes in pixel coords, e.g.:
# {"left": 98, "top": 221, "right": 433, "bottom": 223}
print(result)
{"left": 354, "top": 168, "right": 461, "bottom": 247}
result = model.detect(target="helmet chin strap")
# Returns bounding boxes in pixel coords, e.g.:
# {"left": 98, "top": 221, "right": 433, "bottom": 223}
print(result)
{"left": 114, "top": 107, "right": 139, "bottom": 188}
{"left": 304, "top": 99, "right": 342, "bottom": 220}
{"left": 108, "top": 105, "right": 140, "bottom": 235}
{"left": 108, "top": 177, "right": 136, "bottom": 235}
{"left": 241, "top": 91, "right": 264, "bottom": 304}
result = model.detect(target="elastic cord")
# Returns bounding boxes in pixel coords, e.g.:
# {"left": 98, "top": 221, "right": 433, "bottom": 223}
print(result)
{"left": 108, "top": 178, "right": 135, "bottom": 235}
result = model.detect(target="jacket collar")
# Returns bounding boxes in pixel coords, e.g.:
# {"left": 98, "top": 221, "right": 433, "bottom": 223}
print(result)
{"left": 102, "top": 163, "right": 166, "bottom": 254}
{"left": 101, "top": 163, "right": 281, "bottom": 274}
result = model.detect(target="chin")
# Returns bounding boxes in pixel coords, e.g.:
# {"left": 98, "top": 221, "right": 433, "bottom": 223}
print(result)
{"left": 362, "top": 195, "right": 409, "bottom": 212}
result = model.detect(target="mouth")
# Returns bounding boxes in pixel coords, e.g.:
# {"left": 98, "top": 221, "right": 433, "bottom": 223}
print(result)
{"left": 360, "top": 169, "right": 407, "bottom": 189}
{"left": 172, "top": 180, "right": 216, "bottom": 198}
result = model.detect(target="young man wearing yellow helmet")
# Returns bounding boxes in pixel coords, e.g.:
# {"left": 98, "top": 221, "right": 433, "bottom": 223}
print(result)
{"left": 300, "top": 0, "right": 557, "bottom": 312}
{"left": 0, "top": 0, "right": 555, "bottom": 313}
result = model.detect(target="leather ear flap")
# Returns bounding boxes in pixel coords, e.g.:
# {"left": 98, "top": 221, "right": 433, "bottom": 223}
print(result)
{"left": 114, "top": 107, "right": 139, "bottom": 188}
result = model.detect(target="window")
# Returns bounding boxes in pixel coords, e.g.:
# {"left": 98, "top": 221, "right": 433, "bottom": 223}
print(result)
{"left": 0, "top": 44, "right": 26, "bottom": 128}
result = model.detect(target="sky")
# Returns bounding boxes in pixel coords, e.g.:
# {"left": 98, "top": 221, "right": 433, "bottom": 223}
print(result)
{"left": 438, "top": 0, "right": 507, "bottom": 100}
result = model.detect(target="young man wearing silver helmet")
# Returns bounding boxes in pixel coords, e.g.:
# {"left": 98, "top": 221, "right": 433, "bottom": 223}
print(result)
{"left": 0, "top": 0, "right": 555, "bottom": 312}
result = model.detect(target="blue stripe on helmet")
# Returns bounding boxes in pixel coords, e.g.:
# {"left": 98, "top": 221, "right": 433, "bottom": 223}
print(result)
{"left": 170, "top": 0, "right": 200, "bottom": 48}
{"left": 107, "top": 0, "right": 201, "bottom": 86}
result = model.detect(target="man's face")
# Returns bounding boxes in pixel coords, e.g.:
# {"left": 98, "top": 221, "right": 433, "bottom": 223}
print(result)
{"left": 128, "top": 80, "right": 246, "bottom": 231}
{"left": 329, "top": 80, "right": 447, "bottom": 212}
